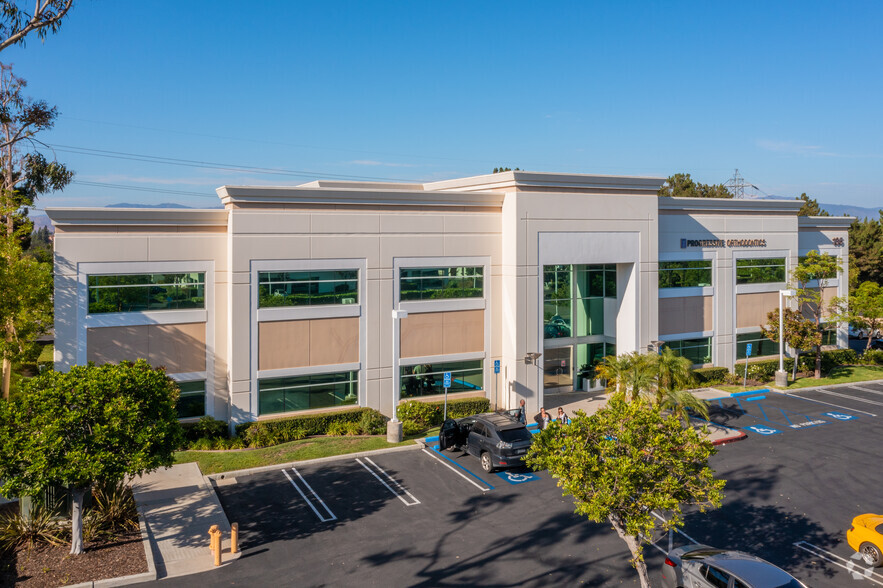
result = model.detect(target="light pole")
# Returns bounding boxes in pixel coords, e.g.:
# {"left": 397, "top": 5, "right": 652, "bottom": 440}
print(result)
{"left": 775, "top": 289, "right": 796, "bottom": 387}
{"left": 389, "top": 309, "right": 408, "bottom": 442}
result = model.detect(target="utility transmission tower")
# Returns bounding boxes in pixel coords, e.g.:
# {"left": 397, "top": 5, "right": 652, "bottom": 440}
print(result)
{"left": 724, "top": 169, "right": 758, "bottom": 198}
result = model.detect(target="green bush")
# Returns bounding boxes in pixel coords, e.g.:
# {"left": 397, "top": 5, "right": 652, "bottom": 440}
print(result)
{"left": 744, "top": 359, "right": 780, "bottom": 382}
{"left": 861, "top": 349, "right": 883, "bottom": 366}
{"left": 397, "top": 401, "right": 443, "bottom": 427}
{"left": 345, "top": 422, "right": 361, "bottom": 436}
{"left": 235, "top": 407, "right": 382, "bottom": 438}
{"left": 326, "top": 422, "right": 348, "bottom": 436}
{"left": 692, "top": 367, "right": 729, "bottom": 386}
{"left": 181, "top": 416, "right": 229, "bottom": 444}
{"left": 359, "top": 410, "right": 387, "bottom": 434}
{"left": 401, "top": 420, "right": 424, "bottom": 436}
{"left": 447, "top": 397, "right": 491, "bottom": 418}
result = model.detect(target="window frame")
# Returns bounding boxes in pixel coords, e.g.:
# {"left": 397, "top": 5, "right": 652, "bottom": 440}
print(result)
{"left": 658, "top": 260, "right": 713, "bottom": 289}
{"left": 399, "top": 266, "right": 484, "bottom": 301}
{"left": 87, "top": 272, "right": 206, "bottom": 314}
{"left": 257, "top": 269, "right": 359, "bottom": 308}
{"left": 257, "top": 370, "right": 359, "bottom": 416}
{"left": 735, "top": 257, "right": 787, "bottom": 285}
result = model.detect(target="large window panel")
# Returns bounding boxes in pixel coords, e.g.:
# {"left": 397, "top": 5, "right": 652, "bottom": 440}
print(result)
{"left": 662, "top": 337, "right": 712, "bottom": 365}
{"left": 399, "top": 267, "right": 483, "bottom": 301}
{"left": 88, "top": 272, "right": 205, "bottom": 314}
{"left": 736, "top": 332, "right": 778, "bottom": 359}
{"left": 659, "top": 260, "right": 712, "bottom": 288}
{"left": 258, "top": 371, "right": 358, "bottom": 415}
{"left": 736, "top": 258, "right": 786, "bottom": 285}
{"left": 400, "top": 360, "right": 483, "bottom": 399}
{"left": 543, "top": 265, "right": 572, "bottom": 338}
{"left": 258, "top": 270, "right": 358, "bottom": 308}
{"left": 176, "top": 380, "right": 206, "bottom": 419}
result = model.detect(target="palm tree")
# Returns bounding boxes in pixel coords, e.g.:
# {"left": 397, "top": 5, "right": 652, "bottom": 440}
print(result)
{"left": 659, "top": 388, "right": 710, "bottom": 425}
{"left": 595, "top": 353, "right": 630, "bottom": 396}
{"left": 597, "top": 352, "right": 656, "bottom": 401}
{"left": 654, "top": 347, "right": 696, "bottom": 404}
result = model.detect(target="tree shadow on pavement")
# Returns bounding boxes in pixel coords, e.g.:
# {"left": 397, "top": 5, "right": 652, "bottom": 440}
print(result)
{"left": 682, "top": 500, "right": 839, "bottom": 583}
{"left": 360, "top": 491, "right": 636, "bottom": 587}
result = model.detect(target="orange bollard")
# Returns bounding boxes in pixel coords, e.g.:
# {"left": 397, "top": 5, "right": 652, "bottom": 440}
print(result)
{"left": 208, "top": 525, "right": 222, "bottom": 566}
{"left": 231, "top": 522, "right": 239, "bottom": 554}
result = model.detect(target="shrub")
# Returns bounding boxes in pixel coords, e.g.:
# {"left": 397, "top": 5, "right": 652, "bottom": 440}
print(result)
{"left": 745, "top": 359, "right": 780, "bottom": 383}
{"left": 86, "top": 481, "right": 138, "bottom": 538}
{"left": 692, "top": 367, "right": 729, "bottom": 386}
{"left": 326, "top": 422, "right": 348, "bottom": 436}
{"left": 181, "top": 416, "right": 229, "bottom": 445}
{"left": 235, "top": 407, "right": 381, "bottom": 439}
{"left": 447, "top": 397, "right": 491, "bottom": 418}
{"left": 0, "top": 502, "right": 67, "bottom": 550}
{"left": 345, "top": 422, "right": 361, "bottom": 436}
{"left": 190, "top": 438, "right": 215, "bottom": 451}
{"left": 861, "top": 349, "right": 883, "bottom": 366}
{"left": 359, "top": 410, "right": 387, "bottom": 435}
{"left": 401, "top": 420, "right": 423, "bottom": 436}
{"left": 242, "top": 421, "right": 307, "bottom": 447}
{"left": 397, "top": 401, "right": 443, "bottom": 427}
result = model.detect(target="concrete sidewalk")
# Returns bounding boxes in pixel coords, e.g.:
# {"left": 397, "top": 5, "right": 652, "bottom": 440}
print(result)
{"left": 131, "top": 462, "right": 240, "bottom": 579}
{"left": 545, "top": 388, "right": 747, "bottom": 445}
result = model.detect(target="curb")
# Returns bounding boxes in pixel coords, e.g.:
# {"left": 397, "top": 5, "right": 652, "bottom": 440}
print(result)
{"left": 204, "top": 440, "right": 423, "bottom": 480}
{"left": 66, "top": 502, "right": 157, "bottom": 588}
{"left": 711, "top": 430, "right": 748, "bottom": 445}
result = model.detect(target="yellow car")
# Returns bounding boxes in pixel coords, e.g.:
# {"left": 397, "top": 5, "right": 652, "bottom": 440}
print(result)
{"left": 847, "top": 514, "right": 883, "bottom": 566}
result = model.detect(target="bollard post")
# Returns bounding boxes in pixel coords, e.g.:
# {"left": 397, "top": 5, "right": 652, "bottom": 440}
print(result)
{"left": 208, "top": 524, "right": 222, "bottom": 566}
{"left": 231, "top": 522, "right": 239, "bottom": 554}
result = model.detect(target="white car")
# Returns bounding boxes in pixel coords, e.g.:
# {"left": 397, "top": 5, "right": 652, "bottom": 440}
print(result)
{"left": 661, "top": 544, "right": 806, "bottom": 588}
{"left": 850, "top": 326, "right": 869, "bottom": 339}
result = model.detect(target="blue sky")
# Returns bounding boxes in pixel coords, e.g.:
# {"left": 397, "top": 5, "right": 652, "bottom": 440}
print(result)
{"left": 6, "top": 1, "right": 883, "bottom": 209}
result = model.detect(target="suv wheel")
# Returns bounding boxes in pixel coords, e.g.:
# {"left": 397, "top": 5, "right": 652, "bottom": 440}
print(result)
{"left": 480, "top": 452, "right": 494, "bottom": 473}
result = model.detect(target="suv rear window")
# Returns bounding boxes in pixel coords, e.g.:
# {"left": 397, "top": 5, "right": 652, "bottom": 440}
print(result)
{"left": 499, "top": 428, "right": 532, "bottom": 443}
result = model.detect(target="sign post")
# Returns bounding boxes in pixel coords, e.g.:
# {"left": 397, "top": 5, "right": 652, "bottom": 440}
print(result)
{"left": 743, "top": 343, "right": 753, "bottom": 388}
{"left": 443, "top": 371, "right": 452, "bottom": 421}
{"left": 493, "top": 360, "right": 500, "bottom": 408}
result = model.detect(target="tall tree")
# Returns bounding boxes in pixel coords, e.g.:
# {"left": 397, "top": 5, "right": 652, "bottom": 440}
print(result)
{"left": 0, "top": 64, "right": 70, "bottom": 399}
{"left": 657, "top": 173, "right": 732, "bottom": 199}
{"left": 526, "top": 398, "right": 725, "bottom": 587}
{"left": 0, "top": 360, "right": 183, "bottom": 554}
{"left": 760, "top": 307, "right": 820, "bottom": 380}
{"left": 849, "top": 211, "right": 883, "bottom": 289}
{"left": 0, "top": 0, "right": 74, "bottom": 53}
{"left": 792, "top": 250, "right": 841, "bottom": 378}
{"left": 795, "top": 193, "right": 829, "bottom": 216}
{"left": 832, "top": 281, "right": 883, "bottom": 351}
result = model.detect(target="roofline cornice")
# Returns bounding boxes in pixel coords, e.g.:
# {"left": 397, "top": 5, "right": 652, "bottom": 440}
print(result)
{"left": 797, "top": 215, "right": 855, "bottom": 228}
{"left": 424, "top": 171, "right": 666, "bottom": 192}
{"left": 215, "top": 186, "right": 505, "bottom": 207}
{"left": 45, "top": 208, "right": 228, "bottom": 227}
{"left": 659, "top": 197, "right": 804, "bottom": 214}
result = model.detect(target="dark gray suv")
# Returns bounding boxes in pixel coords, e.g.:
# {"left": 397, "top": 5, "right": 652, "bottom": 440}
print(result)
{"left": 438, "top": 412, "right": 533, "bottom": 473}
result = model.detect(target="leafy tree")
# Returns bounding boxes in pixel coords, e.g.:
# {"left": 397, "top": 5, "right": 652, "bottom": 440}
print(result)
{"left": 0, "top": 63, "right": 71, "bottom": 399}
{"left": 526, "top": 398, "right": 725, "bottom": 587}
{"left": 832, "top": 281, "right": 883, "bottom": 351}
{"left": 492, "top": 166, "right": 520, "bottom": 173}
{"left": 0, "top": 236, "right": 51, "bottom": 398}
{"left": 849, "top": 211, "right": 883, "bottom": 289}
{"left": 0, "top": 0, "right": 74, "bottom": 53}
{"left": 791, "top": 250, "right": 841, "bottom": 378}
{"left": 657, "top": 173, "right": 732, "bottom": 199}
{"left": 0, "top": 360, "right": 183, "bottom": 554}
{"left": 760, "top": 307, "right": 820, "bottom": 380}
{"left": 795, "top": 193, "right": 829, "bottom": 216}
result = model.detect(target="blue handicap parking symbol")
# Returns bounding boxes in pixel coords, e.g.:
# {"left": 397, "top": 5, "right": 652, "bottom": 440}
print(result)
{"left": 745, "top": 425, "right": 782, "bottom": 435}
{"left": 822, "top": 411, "right": 857, "bottom": 421}
{"left": 443, "top": 371, "right": 452, "bottom": 387}
{"left": 496, "top": 471, "right": 540, "bottom": 485}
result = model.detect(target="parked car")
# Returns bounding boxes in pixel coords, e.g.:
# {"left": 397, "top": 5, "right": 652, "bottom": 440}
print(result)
{"left": 850, "top": 326, "right": 868, "bottom": 339}
{"left": 660, "top": 544, "right": 806, "bottom": 588}
{"left": 870, "top": 339, "right": 883, "bottom": 351}
{"left": 438, "top": 412, "right": 533, "bottom": 473}
{"left": 847, "top": 513, "right": 883, "bottom": 566}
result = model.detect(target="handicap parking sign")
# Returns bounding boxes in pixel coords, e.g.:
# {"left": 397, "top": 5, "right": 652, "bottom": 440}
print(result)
{"left": 745, "top": 425, "right": 782, "bottom": 435}
{"left": 822, "top": 411, "right": 857, "bottom": 421}
{"left": 443, "top": 371, "right": 452, "bottom": 388}
{"left": 496, "top": 471, "right": 540, "bottom": 485}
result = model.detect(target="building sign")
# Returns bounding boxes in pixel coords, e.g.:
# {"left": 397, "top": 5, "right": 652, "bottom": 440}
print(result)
{"left": 681, "top": 238, "right": 767, "bottom": 249}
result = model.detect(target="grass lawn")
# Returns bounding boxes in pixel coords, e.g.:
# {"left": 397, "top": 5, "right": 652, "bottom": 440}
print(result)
{"left": 713, "top": 365, "right": 883, "bottom": 394}
{"left": 175, "top": 433, "right": 429, "bottom": 475}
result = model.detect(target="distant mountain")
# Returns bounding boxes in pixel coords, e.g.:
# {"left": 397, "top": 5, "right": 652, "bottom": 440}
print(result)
{"left": 106, "top": 202, "right": 192, "bottom": 209}
{"left": 819, "top": 203, "right": 880, "bottom": 220}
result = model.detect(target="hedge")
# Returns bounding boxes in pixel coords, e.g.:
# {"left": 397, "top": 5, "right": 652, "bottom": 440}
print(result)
{"left": 235, "top": 407, "right": 384, "bottom": 439}
{"left": 741, "top": 349, "right": 862, "bottom": 382}
{"left": 861, "top": 349, "right": 883, "bottom": 366}
{"left": 397, "top": 396, "right": 490, "bottom": 427}
{"left": 693, "top": 367, "right": 729, "bottom": 385}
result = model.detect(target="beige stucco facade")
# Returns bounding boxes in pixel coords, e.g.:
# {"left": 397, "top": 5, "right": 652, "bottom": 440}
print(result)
{"left": 46, "top": 171, "right": 852, "bottom": 425}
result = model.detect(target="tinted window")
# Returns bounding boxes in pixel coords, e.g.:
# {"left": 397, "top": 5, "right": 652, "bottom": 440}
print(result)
{"left": 472, "top": 422, "right": 488, "bottom": 437}
{"left": 499, "top": 428, "right": 533, "bottom": 443}
{"left": 701, "top": 564, "right": 730, "bottom": 588}
{"left": 734, "top": 580, "right": 748, "bottom": 588}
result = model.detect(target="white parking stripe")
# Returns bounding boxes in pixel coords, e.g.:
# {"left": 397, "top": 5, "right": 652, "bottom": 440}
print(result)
{"left": 356, "top": 457, "right": 421, "bottom": 506}
{"left": 292, "top": 467, "right": 337, "bottom": 521}
{"left": 421, "top": 448, "right": 491, "bottom": 492}
{"left": 794, "top": 541, "right": 883, "bottom": 585}
{"left": 282, "top": 468, "right": 330, "bottom": 522}
{"left": 852, "top": 386, "right": 883, "bottom": 397}
{"left": 795, "top": 390, "right": 879, "bottom": 416}
{"left": 816, "top": 388, "right": 883, "bottom": 409}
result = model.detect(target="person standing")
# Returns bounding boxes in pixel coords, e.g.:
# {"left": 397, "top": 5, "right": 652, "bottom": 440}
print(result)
{"left": 556, "top": 407, "right": 570, "bottom": 425}
{"left": 517, "top": 399, "right": 526, "bottom": 424}
{"left": 539, "top": 407, "right": 551, "bottom": 430}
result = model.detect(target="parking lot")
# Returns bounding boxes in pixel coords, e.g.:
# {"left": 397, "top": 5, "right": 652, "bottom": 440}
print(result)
{"left": 156, "top": 380, "right": 883, "bottom": 587}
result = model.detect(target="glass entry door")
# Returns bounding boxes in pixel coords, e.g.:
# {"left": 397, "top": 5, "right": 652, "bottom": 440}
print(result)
{"left": 543, "top": 346, "right": 572, "bottom": 390}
